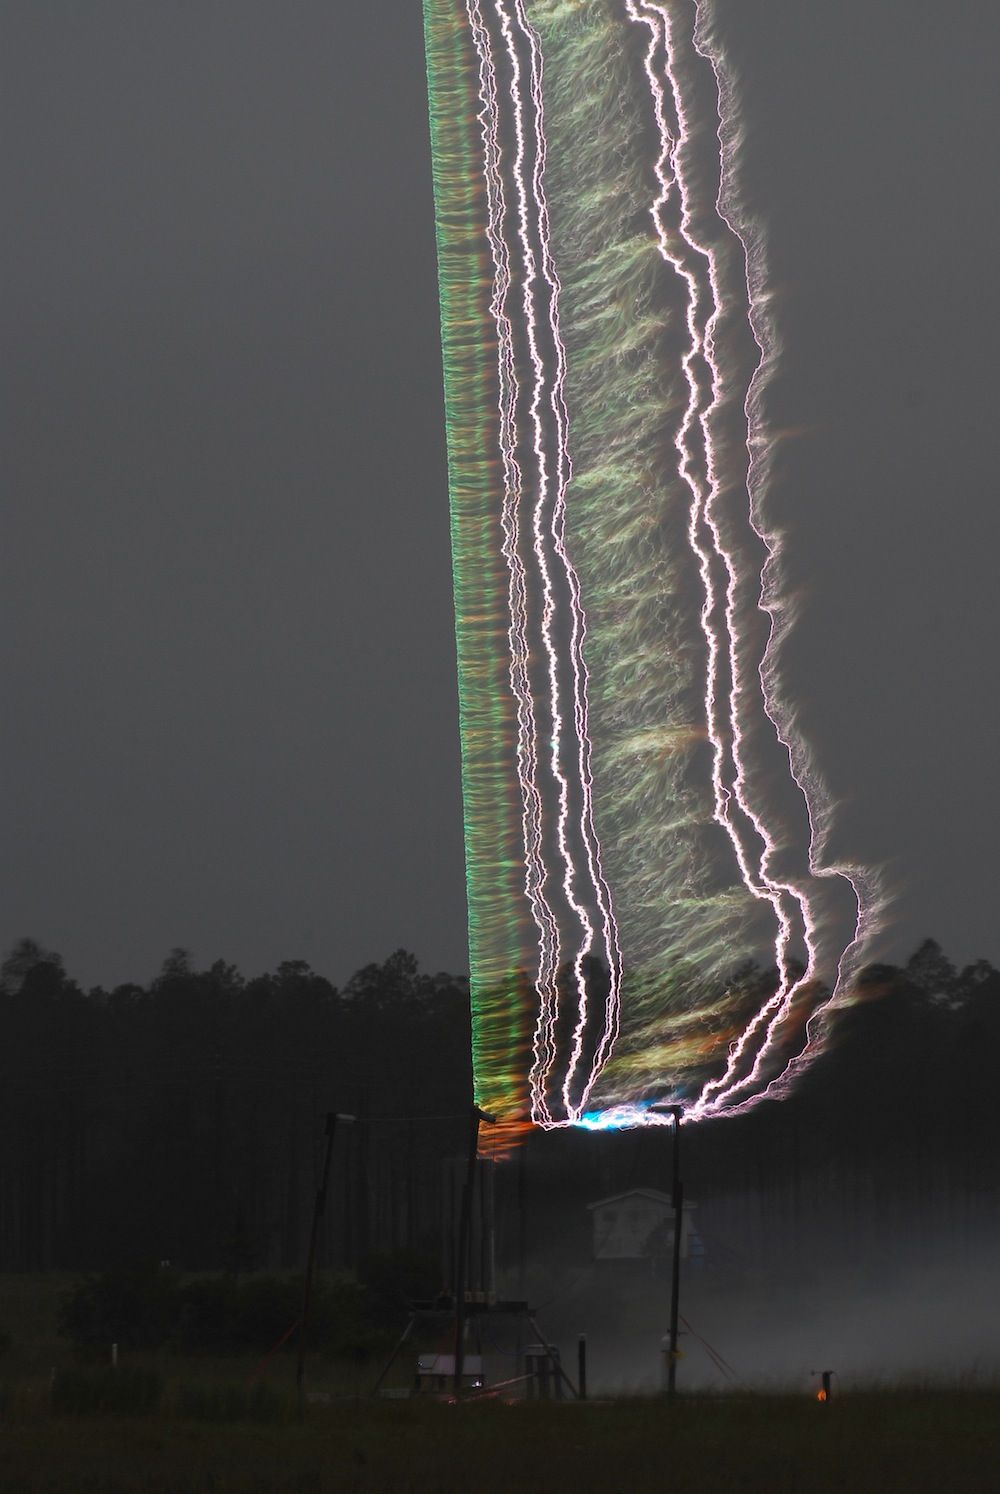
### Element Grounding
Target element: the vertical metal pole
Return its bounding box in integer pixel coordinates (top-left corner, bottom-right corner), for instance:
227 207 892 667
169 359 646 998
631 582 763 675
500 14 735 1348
353 1091 369 1267
479 1154 489 1300
515 1146 526 1381
667 1106 683 1397
485 1157 496 1303
528 1316 581 1400
453 1106 481 1395
517 1136 527 1297
297 1112 354 1414
297 1112 337 1413
577 1334 587 1400
454 1106 495 1394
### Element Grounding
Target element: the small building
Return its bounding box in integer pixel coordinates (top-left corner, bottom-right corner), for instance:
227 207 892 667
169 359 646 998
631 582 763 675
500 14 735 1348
587 1188 699 1263
415 1353 484 1393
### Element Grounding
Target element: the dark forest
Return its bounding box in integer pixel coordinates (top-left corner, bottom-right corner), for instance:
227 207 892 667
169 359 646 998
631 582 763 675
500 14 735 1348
2 936 997 1286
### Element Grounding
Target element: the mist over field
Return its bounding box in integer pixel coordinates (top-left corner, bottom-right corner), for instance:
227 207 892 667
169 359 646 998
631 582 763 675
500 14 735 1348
529 1234 1000 1395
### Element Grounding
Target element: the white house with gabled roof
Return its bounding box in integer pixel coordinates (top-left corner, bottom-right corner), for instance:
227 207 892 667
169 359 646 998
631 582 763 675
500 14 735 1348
587 1188 700 1262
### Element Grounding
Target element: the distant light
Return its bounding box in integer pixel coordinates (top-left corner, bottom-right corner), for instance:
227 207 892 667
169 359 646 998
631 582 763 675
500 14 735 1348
813 1370 834 1403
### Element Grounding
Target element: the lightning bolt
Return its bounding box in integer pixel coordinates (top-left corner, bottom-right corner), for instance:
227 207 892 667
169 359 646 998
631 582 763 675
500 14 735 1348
465 1 623 1125
425 0 881 1134
623 0 880 1119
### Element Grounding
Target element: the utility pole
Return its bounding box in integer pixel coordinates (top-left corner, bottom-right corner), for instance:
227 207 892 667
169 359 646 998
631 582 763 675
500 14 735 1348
297 1111 354 1414
667 1105 683 1397
453 1104 495 1394
517 1138 528 1297
648 1103 686 1397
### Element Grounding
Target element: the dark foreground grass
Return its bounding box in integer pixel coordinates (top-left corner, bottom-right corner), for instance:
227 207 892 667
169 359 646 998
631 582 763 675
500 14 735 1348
1 1392 999 1494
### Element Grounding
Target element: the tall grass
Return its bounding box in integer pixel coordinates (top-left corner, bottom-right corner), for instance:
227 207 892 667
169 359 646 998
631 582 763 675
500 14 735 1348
172 1379 293 1423
51 1364 162 1416
0 1392 998 1493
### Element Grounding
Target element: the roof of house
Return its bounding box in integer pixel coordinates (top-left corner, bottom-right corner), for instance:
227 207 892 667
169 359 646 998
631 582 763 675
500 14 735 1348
587 1189 697 1211
586 1188 672 1210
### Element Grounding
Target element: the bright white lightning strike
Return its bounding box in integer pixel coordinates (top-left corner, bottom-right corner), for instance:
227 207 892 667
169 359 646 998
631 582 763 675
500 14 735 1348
465 0 624 1126
424 0 881 1131
623 0 877 1118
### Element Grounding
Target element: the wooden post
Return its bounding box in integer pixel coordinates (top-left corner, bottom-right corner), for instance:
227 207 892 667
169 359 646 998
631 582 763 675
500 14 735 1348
297 1112 353 1414
453 1106 495 1394
667 1107 683 1397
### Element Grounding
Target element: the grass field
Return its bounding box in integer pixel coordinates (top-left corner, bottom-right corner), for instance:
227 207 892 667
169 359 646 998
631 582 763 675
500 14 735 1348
2 1276 998 1491
1 1391 1000 1493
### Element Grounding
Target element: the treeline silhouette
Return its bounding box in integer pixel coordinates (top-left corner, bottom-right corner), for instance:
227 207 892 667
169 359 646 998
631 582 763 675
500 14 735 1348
1 936 998 1276
0 941 471 1274
687 938 1000 1269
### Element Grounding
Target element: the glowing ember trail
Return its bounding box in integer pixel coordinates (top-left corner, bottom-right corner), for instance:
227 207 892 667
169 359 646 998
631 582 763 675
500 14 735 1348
423 0 880 1134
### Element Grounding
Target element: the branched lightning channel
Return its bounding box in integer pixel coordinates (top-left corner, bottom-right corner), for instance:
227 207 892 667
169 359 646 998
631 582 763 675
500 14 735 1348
514 0 624 1121
689 5 881 1114
623 0 811 1112
623 0 876 1120
486 0 623 1125
464 0 561 1126
492 0 574 1120
424 0 879 1135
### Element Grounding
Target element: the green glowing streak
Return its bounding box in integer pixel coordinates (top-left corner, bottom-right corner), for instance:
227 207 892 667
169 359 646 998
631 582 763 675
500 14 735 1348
423 0 770 1120
423 0 530 1121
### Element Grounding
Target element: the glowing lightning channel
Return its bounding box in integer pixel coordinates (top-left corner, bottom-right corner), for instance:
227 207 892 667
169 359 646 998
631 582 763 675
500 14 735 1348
424 0 880 1134
622 0 811 1110
464 0 560 1127
481 1 623 1125
514 0 624 1121
689 5 880 1113
623 0 876 1118
493 0 577 1122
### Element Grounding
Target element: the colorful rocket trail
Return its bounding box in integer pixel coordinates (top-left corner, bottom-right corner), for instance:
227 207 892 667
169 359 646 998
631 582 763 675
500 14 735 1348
423 0 880 1131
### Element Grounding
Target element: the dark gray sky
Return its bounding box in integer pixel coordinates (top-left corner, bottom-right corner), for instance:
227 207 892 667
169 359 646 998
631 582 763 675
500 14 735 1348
3 1 998 991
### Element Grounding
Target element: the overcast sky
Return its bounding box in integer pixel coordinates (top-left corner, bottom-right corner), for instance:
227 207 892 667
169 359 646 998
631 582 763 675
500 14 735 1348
3 1 998 991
